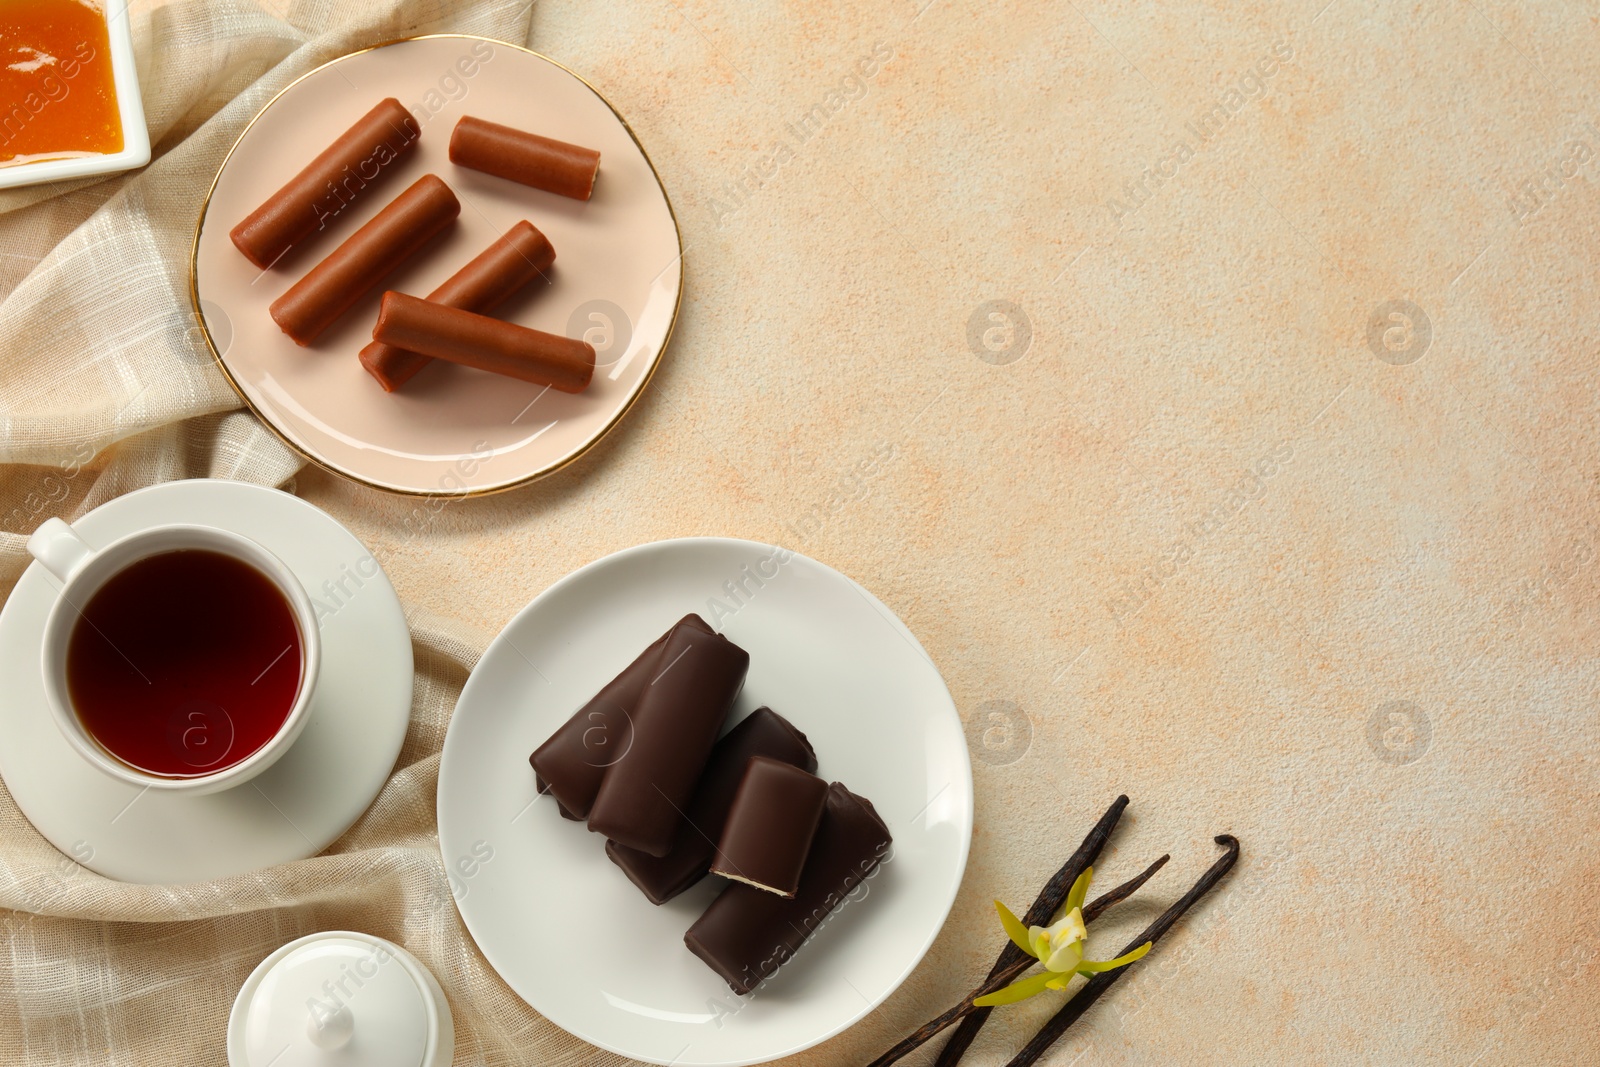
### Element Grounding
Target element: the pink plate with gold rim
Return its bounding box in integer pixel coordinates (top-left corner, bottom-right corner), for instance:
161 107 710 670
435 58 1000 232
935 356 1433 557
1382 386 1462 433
191 35 682 496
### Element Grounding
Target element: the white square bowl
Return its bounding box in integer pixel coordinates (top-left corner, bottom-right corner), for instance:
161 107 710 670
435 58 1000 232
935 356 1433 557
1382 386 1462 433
0 0 150 190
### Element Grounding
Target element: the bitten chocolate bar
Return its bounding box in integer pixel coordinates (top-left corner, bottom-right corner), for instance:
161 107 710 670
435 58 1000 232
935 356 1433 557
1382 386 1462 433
529 614 712 820
709 757 827 898
606 707 816 904
685 782 892 995
587 625 750 856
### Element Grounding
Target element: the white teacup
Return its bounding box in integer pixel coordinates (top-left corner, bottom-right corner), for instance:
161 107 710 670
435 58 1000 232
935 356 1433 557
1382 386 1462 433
27 518 321 795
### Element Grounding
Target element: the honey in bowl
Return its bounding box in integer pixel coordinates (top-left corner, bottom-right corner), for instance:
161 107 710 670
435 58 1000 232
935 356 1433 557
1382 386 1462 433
0 0 121 166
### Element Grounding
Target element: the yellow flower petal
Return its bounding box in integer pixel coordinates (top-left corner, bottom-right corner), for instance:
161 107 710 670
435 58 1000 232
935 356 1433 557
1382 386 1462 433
1076 941 1153 974
995 901 1034 958
972 969 1060 1007
1051 908 1086 948
1064 866 1093 916
1043 939 1083 973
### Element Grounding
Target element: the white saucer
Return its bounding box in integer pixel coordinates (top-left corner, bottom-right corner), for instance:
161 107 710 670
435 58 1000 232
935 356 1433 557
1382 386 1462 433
436 538 972 1066
0 480 412 884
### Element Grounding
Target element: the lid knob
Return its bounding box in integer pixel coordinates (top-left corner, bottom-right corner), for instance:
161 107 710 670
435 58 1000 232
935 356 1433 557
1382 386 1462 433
305 1000 354 1050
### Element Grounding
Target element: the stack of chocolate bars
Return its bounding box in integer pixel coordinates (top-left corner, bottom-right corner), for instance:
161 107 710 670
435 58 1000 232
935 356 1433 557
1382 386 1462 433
529 613 893 995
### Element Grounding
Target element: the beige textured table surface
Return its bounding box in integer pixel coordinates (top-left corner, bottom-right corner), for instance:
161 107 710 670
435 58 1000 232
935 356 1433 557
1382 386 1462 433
2 0 1598 1064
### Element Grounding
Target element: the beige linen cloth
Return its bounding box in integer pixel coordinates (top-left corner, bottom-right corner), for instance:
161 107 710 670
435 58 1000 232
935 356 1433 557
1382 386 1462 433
0 1 627 1063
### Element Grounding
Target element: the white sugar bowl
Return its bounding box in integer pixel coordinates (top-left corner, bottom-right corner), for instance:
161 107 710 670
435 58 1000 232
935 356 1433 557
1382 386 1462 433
228 931 453 1067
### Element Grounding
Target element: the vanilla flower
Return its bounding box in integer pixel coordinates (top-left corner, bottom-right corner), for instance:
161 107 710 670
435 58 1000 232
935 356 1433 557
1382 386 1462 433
972 867 1152 1007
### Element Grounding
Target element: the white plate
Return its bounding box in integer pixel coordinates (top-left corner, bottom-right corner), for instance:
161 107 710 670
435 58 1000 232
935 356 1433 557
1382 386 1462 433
436 538 972 1066
0 480 412 884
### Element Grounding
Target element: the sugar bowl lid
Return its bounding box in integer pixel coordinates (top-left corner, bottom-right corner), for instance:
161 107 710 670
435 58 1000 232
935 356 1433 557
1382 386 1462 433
227 931 453 1067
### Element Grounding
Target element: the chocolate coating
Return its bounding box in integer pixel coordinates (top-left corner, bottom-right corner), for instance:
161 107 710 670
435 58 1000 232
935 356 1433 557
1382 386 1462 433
269 174 459 346
534 771 581 821
709 757 828 897
606 708 816 905
360 220 555 391
372 291 594 393
230 98 420 270
530 614 712 820
449 115 600 200
685 782 893 995
587 626 750 856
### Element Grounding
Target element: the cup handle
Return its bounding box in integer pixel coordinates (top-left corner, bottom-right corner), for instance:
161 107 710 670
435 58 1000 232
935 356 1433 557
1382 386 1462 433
27 518 96 584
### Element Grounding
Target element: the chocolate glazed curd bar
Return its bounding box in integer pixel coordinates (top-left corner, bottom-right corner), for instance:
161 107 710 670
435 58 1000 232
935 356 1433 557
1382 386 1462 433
709 756 828 898
360 219 555 391
606 707 816 904
530 614 712 820
534 773 580 821
230 97 421 270
269 174 459 345
586 624 750 856
449 115 601 200
371 292 595 393
685 782 892 995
